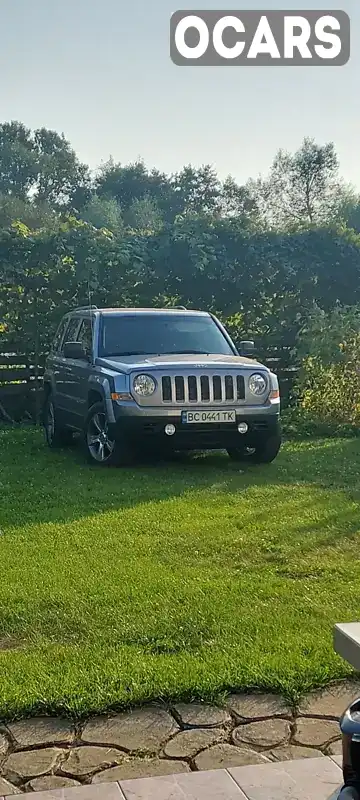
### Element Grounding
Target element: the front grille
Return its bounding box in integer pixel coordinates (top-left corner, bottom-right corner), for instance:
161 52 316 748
161 374 245 404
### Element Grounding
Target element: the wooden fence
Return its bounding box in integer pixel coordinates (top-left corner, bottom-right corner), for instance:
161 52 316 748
0 345 299 422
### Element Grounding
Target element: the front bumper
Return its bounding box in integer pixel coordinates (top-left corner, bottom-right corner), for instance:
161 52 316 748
109 408 280 451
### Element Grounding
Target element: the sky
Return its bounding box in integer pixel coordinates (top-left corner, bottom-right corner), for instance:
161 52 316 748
0 0 358 187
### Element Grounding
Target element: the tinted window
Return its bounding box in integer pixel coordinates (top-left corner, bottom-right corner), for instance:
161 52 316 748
99 314 234 357
51 317 68 354
62 317 81 353
77 319 93 357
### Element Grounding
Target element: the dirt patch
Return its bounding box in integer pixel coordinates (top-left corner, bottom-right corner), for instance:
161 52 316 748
0 638 24 652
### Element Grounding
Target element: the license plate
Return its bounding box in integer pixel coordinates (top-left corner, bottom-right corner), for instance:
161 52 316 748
182 410 236 424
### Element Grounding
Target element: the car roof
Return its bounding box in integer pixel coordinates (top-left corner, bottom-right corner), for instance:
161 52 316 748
99 308 209 315
71 308 210 316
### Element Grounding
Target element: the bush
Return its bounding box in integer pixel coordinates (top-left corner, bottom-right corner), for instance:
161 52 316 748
281 406 360 440
290 305 360 435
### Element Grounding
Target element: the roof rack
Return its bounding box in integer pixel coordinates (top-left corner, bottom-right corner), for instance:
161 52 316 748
72 305 98 311
172 305 187 310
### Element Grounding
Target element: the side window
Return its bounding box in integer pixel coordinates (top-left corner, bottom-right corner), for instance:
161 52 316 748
77 319 93 358
61 317 81 354
51 317 68 354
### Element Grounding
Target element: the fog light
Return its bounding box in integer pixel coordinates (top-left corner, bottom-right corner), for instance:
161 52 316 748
238 422 248 434
165 424 176 436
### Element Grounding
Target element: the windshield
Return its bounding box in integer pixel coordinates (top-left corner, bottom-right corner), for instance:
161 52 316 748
98 314 234 357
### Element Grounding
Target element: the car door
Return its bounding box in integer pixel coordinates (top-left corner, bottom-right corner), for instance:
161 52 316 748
55 315 82 423
68 317 95 426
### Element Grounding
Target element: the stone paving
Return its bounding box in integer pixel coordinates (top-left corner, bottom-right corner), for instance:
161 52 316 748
0 681 358 794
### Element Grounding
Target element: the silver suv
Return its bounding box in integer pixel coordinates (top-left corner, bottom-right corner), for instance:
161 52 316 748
43 306 281 466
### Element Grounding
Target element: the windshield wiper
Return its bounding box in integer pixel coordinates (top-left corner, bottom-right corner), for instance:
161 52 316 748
169 350 210 355
103 350 211 357
104 351 148 357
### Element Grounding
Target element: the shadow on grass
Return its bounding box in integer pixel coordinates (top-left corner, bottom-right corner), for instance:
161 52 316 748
1 427 360 531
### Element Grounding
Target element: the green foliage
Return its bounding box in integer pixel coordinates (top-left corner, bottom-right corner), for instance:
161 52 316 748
296 303 360 364
81 194 124 235
248 137 357 231
0 121 90 208
292 305 360 432
125 194 164 234
0 194 59 231
281 406 360 440
1 214 360 379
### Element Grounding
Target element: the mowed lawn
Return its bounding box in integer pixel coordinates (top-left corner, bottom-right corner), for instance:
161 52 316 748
1 427 360 719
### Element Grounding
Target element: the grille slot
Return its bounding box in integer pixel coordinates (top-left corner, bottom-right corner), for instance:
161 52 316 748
162 376 172 402
236 375 245 400
225 375 234 400
213 376 222 401
175 376 185 402
188 376 197 401
200 376 210 401
161 374 246 404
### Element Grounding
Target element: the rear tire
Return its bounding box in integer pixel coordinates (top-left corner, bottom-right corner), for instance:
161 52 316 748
43 394 74 448
227 432 281 465
84 402 133 466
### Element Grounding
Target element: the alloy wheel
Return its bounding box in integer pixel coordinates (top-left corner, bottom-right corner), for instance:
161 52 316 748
87 412 115 463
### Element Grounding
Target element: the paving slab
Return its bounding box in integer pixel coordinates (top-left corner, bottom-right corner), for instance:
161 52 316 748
232 719 290 748
62 746 124 777
268 745 324 761
11 783 125 800
91 759 190 782
330 754 343 769
26 776 81 791
226 693 292 721
299 682 360 719
0 736 8 759
82 709 177 754
328 740 343 756
3 747 63 781
229 756 342 800
194 743 269 771
173 704 231 728
120 768 247 799
294 719 340 748
164 728 223 759
0 777 20 795
7 718 74 748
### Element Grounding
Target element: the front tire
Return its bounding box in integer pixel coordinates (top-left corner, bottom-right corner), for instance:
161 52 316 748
227 432 281 465
84 402 133 466
43 395 74 448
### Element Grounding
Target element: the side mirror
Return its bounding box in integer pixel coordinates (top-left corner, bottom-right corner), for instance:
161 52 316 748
63 341 87 360
238 340 255 356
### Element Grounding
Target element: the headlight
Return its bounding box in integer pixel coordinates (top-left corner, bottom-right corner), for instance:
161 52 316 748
249 372 267 396
133 374 156 397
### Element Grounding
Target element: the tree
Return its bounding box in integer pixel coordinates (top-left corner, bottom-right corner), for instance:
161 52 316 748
0 195 59 231
0 121 90 208
33 127 90 207
172 164 221 216
125 194 163 233
248 137 353 229
96 159 172 216
81 194 124 234
342 198 360 233
0 122 37 199
220 175 256 222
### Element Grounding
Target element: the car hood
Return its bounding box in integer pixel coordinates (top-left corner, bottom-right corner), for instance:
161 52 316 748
96 353 265 373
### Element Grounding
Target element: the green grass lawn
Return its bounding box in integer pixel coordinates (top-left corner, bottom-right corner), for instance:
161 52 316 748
1 427 360 719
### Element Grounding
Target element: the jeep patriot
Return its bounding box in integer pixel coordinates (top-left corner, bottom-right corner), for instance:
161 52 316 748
43 306 281 466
